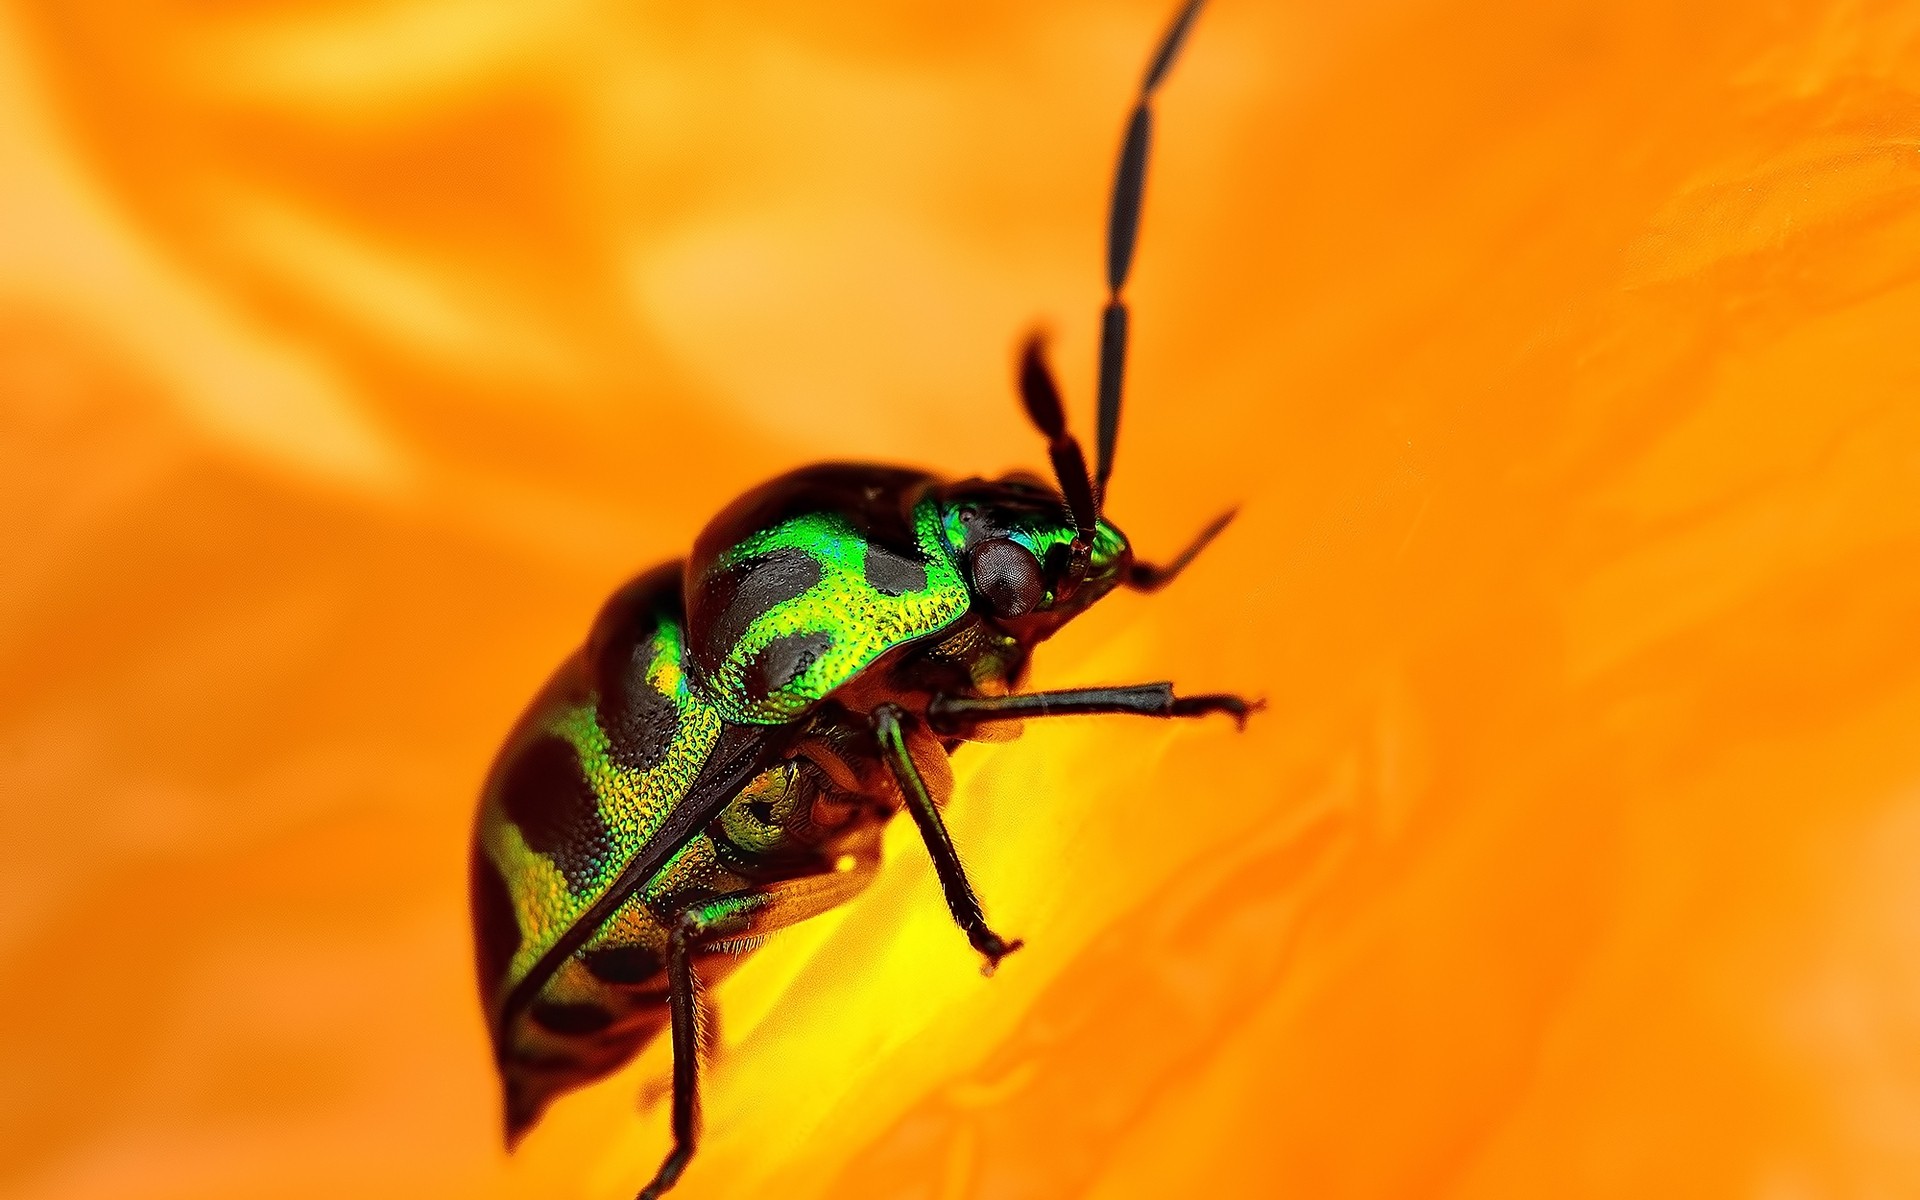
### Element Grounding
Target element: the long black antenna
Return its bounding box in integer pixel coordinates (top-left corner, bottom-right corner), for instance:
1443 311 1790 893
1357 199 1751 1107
1019 336 1099 553
1096 0 1206 498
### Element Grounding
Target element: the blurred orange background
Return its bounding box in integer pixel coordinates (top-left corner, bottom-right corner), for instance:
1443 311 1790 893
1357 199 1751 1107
5 1 1920 1197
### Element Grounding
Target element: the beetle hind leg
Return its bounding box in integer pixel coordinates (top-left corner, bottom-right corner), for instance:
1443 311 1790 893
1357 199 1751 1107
634 866 882 1195
635 912 704 1200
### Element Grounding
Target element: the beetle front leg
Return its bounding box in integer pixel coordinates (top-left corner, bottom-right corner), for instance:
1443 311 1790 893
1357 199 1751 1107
1125 508 1237 592
925 682 1260 734
871 703 1023 973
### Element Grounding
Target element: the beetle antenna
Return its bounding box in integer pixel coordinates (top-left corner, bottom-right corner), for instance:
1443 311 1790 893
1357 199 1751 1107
1096 0 1207 500
1018 334 1099 563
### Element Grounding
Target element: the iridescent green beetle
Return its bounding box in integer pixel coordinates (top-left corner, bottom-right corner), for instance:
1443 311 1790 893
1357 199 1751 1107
470 4 1252 1195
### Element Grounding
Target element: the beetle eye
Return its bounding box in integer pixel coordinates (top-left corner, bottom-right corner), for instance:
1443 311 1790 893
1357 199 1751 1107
969 538 1045 617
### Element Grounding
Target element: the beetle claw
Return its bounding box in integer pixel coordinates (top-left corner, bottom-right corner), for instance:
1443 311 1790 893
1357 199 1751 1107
1233 698 1268 732
1170 692 1264 730
975 932 1025 976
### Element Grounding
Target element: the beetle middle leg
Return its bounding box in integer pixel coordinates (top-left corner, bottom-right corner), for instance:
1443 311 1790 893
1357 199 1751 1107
925 682 1260 734
871 703 1024 972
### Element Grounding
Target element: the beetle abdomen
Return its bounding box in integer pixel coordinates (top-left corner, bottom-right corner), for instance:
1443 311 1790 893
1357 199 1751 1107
482 752 885 1143
471 569 719 1037
473 563 894 1142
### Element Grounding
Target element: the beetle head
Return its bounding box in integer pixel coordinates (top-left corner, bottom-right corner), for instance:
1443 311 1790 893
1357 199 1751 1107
952 332 1229 640
935 473 1131 640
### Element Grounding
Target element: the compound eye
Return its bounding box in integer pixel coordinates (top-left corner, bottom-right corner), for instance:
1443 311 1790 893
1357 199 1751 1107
969 538 1045 618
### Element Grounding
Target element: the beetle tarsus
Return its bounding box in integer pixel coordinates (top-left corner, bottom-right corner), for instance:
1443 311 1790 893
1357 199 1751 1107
1169 692 1264 730
974 931 1025 976
636 1147 690 1200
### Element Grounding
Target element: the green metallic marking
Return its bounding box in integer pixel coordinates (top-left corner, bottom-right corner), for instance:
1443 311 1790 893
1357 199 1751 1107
1088 519 1129 577
939 507 1131 604
707 497 969 723
684 890 774 938
639 834 721 907
482 614 726 1007
715 764 799 857
485 825 570 998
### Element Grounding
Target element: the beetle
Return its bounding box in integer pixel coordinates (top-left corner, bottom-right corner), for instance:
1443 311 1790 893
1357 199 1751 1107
469 2 1252 1196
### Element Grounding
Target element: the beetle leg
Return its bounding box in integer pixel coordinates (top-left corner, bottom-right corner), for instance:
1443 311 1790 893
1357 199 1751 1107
705 863 883 948
635 868 883 1193
871 703 1024 973
636 1002 720 1117
1125 507 1236 592
927 682 1260 734
635 906 709 1200
631 891 769 1199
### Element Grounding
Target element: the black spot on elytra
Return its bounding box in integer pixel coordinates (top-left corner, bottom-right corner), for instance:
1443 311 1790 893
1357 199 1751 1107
586 566 686 772
585 563 681 667
470 844 522 1007
742 630 833 701
581 944 663 986
690 465 930 576
597 649 679 773
864 543 928 596
530 1000 616 1036
701 548 823 666
498 735 609 894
